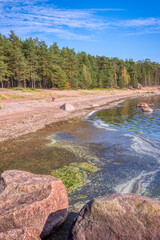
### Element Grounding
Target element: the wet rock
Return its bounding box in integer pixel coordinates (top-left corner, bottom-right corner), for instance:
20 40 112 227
60 103 75 112
141 106 153 113
0 170 68 239
68 193 160 240
137 102 148 108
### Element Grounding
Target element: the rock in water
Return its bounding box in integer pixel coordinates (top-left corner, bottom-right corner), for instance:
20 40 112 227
137 102 148 108
60 103 75 112
68 193 160 240
0 170 68 239
141 106 153 113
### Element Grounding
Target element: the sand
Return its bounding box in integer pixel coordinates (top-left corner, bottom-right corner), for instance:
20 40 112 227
0 87 159 142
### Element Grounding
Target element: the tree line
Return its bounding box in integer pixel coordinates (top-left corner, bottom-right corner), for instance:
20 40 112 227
0 31 160 89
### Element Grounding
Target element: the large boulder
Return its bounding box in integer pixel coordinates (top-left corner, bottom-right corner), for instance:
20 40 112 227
68 193 160 240
60 103 75 112
0 170 68 239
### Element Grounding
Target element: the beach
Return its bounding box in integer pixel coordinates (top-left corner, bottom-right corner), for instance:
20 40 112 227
0 87 159 142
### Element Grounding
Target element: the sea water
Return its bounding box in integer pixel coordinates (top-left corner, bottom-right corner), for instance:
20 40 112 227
50 95 160 204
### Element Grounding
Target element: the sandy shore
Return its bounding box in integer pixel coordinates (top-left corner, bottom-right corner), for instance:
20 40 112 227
0 87 159 142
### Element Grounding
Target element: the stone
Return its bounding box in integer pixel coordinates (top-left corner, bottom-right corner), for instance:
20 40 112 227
141 106 153 113
68 193 160 240
0 228 40 240
60 103 75 112
0 170 68 239
137 102 148 108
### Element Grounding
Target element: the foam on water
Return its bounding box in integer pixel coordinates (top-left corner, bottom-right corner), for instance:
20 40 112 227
85 110 97 119
115 169 159 195
93 119 117 131
125 134 160 163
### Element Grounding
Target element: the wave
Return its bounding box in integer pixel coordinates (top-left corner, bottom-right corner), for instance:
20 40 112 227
92 119 117 131
85 110 97 119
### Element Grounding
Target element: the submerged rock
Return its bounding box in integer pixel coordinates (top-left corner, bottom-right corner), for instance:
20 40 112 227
0 170 68 239
141 106 153 113
137 102 148 108
68 193 160 240
60 103 75 112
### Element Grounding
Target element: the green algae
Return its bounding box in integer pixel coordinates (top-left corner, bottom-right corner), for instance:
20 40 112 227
51 164 87 194
70 162 100 172
51 162 99 193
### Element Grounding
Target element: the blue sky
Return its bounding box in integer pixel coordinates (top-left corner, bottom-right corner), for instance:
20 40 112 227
0 0 160 62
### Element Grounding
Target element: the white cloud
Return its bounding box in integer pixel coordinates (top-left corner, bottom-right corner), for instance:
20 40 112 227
0 0 160 40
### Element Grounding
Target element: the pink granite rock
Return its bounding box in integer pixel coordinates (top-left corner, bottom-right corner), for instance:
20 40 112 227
0 170 68 239
68 193 160 240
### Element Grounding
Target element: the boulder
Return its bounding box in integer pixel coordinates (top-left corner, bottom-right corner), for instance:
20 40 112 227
60 103 75 112
141 106 153 113
137 102 148 108
68 193 160 240
0 170 68 239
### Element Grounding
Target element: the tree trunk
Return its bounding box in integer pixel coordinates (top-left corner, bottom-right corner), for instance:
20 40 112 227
24 76 26 88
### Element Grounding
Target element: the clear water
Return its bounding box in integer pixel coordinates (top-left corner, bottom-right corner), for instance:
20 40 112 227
49 95 160 204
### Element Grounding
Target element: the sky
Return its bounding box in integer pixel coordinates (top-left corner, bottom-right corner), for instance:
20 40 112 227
0 0 160 62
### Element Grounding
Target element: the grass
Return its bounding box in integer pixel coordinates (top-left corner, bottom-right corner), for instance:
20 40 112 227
92 88 114 91
4 93 26 99
0 106 1 109
80 92 95 95
0 94 6 100
145 91 155 94
51 162 99 193
12 87 38 92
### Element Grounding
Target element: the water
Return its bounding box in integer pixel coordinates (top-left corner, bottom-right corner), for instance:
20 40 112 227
0 95 160 204
0 95 160 239
49 95 160 204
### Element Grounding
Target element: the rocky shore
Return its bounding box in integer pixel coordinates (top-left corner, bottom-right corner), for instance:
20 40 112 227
0 170 68 239
0 170 160 240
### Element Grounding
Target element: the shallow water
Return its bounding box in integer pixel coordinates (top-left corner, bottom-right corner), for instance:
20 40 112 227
48 95 160 204
0 95 160 239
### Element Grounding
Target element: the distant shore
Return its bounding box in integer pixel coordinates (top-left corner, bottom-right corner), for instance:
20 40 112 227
0 87 159 142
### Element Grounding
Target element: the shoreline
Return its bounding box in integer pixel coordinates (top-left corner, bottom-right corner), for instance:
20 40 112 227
0 87 159 142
